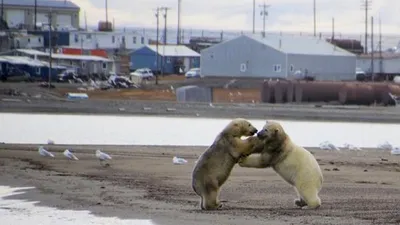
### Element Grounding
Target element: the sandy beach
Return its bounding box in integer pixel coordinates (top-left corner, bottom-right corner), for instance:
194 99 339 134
1 144 399 225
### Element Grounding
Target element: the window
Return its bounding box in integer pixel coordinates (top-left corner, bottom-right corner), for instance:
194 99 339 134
36 67 41 74
82 62 86 68
141 37 144 44
102 62 107 69
74 34 79 43
290 64 294 72
112 36 115 43
28 38 30 43
166 57 171 63
240 63 247 72
122 36 125 43
38 38 41 43
273 64 282 73
133 36 137 44
86 34 92 39
70 60 73 65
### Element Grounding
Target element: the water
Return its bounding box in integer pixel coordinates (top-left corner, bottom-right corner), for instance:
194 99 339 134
0 186 156 225
1 113 400 148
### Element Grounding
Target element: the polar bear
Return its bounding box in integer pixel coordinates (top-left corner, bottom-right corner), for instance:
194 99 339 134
192 118 261 210
239 121 323 209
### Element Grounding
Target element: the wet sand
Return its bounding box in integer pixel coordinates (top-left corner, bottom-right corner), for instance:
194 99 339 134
1 144 400 225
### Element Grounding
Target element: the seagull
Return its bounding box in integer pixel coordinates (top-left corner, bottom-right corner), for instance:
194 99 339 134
38 146 55 158
173 156 188 165
63 149 79 161
95 149 112 167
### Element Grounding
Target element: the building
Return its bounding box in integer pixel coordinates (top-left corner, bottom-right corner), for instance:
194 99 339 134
129 45 200 74
3 0 80 29
68 31 150 50
13 49 114 76
13 33 44 49
357 53 400 75
200 34 357 81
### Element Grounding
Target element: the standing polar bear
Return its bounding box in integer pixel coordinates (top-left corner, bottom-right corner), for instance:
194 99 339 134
239 121 323 209
192 118 261 210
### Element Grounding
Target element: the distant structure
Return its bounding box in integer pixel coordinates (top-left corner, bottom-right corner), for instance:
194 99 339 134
1 0 80 30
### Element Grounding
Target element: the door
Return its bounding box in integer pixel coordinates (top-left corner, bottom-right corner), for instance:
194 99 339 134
6 9 25 28
183 57 190 72
56 14 72 27
37 13 49 24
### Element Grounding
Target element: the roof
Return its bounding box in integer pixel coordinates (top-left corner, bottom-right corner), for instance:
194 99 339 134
146 45 200 57
3 0 79 9
244 34 355 57
0 56 66 68
16 49 112 62
357 52 400 60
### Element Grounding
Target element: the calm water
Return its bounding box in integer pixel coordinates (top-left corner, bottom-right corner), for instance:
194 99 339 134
0 186 157 225
0 113 399 147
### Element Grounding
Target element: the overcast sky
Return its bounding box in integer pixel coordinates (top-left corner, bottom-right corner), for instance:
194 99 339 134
71 0 400 35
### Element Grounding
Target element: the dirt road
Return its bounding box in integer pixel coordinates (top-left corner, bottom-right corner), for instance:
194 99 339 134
0 144 400 225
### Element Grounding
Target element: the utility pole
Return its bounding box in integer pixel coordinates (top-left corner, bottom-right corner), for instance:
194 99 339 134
155 7 160 85
259 2 270 38
370 16 374 80
361 0 372 53
160 7 171 77
47 9 53 88
331 18 334 41
378 16 383 75
313 0 316 37
105 0 108 25
177 0 181 44
34 0 37 30
252 0 255 34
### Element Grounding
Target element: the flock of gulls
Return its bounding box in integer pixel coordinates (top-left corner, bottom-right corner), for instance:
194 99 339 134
318 141 400 155
38 146 113 167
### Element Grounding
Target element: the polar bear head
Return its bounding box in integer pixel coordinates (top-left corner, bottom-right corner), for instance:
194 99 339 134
222 118 258 138
256 120 288 144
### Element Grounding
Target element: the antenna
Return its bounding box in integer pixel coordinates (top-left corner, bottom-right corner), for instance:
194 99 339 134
361 0 372 53
259 2 270 38
252 0 255 34
313 0 316 37
378 16 383 75
84 11 88 31
177 0 181 44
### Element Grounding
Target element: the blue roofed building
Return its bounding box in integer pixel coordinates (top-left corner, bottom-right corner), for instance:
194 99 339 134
3 0 80 29
129 45 200 74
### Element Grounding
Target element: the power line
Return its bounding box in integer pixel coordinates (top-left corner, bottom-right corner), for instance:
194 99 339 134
259 2 270 38
361 0 372 53
313 0 316 37
160 6 171 77
154 7 160 85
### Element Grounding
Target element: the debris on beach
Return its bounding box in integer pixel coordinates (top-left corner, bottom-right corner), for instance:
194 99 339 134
95 150 112 167
390 147 400 155
38 146 55 158
319 141 340 151
377 141 393 150
63 149 79 161
342 143 362 151
173 156 188 165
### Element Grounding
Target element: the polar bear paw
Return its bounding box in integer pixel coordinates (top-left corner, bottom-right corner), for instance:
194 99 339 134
294 198 307 208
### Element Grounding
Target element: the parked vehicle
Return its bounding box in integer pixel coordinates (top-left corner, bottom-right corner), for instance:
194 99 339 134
130 68 154 80
356 67 368 81
185 68 201 78
108 74 134 88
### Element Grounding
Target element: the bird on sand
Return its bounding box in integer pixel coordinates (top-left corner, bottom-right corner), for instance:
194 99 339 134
63 149 79 161
95 149 112 167
38 146 55 158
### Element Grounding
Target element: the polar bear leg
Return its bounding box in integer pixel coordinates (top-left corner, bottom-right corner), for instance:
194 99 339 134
293 187 307 207
238 153 270 168
297 185 321 209
202 188 222 210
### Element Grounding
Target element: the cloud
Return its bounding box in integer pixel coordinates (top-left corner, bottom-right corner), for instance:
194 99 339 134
71 0 400 35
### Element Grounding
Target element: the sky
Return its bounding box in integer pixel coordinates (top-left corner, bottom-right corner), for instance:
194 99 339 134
70 0 400 35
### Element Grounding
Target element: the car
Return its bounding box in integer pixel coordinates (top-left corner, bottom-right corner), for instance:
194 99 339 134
130 68 154 80
185 68 201 78
355 67 368 81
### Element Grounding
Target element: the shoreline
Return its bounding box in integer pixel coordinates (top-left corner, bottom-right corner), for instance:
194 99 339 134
1 98 400 123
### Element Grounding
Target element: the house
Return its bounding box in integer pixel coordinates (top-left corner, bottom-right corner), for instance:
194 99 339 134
129 45 201 74
0 55 66 80
357 53 400 75
200 34 357 81
68 31 151 50
13 49 114 77
13 33 44 49
2 0 80 29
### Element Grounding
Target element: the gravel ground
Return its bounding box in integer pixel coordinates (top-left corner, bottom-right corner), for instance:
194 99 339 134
1 144 400 225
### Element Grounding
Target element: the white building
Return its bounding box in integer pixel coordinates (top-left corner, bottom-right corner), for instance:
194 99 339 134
3 0 80 29
357 53 400 75
68 31 151 50
14 34 44 49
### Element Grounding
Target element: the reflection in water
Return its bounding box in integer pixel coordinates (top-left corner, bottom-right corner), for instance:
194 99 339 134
0 186 156 225
0 113 399 147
